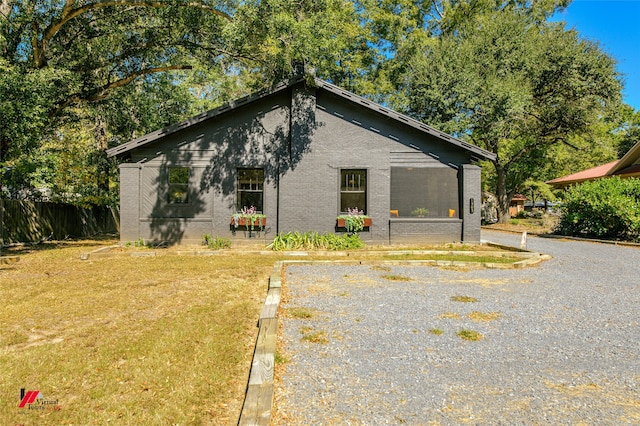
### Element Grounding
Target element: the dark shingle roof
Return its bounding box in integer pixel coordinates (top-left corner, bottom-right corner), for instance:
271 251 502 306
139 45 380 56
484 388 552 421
107 77 496 162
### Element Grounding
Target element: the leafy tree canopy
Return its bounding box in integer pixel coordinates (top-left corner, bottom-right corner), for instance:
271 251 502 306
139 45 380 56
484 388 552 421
0 0 369 203
383 2 622 222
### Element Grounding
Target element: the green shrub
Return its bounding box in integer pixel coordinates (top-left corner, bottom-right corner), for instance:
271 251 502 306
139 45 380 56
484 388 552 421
268 232 364 251
202 234 231 250
555 177 640 242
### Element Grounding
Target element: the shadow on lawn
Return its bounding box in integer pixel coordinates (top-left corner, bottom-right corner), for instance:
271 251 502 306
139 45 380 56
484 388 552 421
1 233 119 256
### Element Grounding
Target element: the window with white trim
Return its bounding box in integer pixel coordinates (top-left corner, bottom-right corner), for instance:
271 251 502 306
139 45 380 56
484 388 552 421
237 168 264 212
340 169 367 214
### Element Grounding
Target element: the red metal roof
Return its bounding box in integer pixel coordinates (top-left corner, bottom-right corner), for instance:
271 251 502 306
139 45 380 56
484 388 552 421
547 161 619 187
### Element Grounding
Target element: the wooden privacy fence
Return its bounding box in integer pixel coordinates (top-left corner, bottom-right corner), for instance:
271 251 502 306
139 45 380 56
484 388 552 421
0 200 119 244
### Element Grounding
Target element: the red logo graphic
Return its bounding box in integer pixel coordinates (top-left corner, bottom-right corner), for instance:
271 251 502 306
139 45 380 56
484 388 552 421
19 389 42 408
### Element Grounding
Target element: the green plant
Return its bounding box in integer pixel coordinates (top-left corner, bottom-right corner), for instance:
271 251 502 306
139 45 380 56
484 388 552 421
126 238 146 248
410 207 429 217
429 328 444 335
274 352 289 365
456 329 483 341
300 328 329 344
268 232 364 251
337 207 369 233
286 307 315 319
232 206 266 231
555 177 640 242
202 234 231 250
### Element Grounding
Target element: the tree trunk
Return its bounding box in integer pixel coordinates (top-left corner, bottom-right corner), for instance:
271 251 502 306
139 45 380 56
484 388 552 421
495 163 510 224
94 115 111 198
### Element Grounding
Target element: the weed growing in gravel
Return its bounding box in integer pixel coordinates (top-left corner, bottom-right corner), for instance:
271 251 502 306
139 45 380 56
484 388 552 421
429 328 444 335
456 329 483 341
438 312 461 320
371 266 391 272
300 327 329 344
286 307 315 319
467 311 503 322
381 274 412 282
274 352 289 364
451 295 479 303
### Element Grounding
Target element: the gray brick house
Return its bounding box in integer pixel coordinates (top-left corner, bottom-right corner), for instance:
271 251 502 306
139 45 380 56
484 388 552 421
107 77 495 245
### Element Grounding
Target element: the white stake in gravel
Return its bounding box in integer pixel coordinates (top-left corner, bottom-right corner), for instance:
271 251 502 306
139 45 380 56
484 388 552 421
520 231 527 250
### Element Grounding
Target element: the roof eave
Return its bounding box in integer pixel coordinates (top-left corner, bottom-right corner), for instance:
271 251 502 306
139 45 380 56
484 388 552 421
313 79 496 162
107 76 496 162
106 77 304 158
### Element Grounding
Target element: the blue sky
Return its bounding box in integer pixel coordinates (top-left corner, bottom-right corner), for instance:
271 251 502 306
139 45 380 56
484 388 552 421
553 0 640 111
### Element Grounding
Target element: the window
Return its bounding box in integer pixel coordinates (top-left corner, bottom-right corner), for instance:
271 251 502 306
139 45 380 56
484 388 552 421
237 168 264 212
340 169 367 214
390 167 458 218
168 167 189 204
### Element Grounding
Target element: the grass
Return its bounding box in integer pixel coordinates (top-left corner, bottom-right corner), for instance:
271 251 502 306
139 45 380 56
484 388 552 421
0 240 276 424
451 295 480 303
429 328 444 335
300 327 329 344
383 253 522 264
380 274 412 282
456 329 483 341
484 215 558 234
285 307 315 319
467 311 503 322
1 238 524 424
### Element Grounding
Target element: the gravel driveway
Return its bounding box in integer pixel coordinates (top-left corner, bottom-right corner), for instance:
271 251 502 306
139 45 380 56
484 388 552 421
274 231 640 425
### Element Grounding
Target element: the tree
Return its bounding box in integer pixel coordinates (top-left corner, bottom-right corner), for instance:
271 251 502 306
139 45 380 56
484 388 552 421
519 179 556 210
0 0 370 203
0 0 235 162
617 106 640 158
390 5 622 222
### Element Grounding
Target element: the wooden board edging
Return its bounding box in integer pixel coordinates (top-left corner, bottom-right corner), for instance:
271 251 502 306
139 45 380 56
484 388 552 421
0 256 20 265
239 318 277 425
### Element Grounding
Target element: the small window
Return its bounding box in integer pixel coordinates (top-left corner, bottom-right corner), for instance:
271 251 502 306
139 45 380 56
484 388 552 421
168 167 189 204
237 168 264 212
340 169 367 214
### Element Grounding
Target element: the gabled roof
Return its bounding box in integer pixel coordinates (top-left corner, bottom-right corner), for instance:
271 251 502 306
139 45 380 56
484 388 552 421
609 139 640 175
547 161 618 187
547 140 640 188
107 77 496 161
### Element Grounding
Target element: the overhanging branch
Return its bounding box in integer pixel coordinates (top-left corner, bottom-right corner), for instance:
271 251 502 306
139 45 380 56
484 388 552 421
50 64 193 116
37 0 233 68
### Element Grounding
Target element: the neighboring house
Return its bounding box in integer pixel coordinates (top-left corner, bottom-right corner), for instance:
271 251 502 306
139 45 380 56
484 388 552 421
107 76 495 245
509 194 527 217
547 140 640 189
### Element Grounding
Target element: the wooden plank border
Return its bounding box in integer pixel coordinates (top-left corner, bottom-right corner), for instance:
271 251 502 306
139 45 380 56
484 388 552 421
0 256 20 265
239 262 284 425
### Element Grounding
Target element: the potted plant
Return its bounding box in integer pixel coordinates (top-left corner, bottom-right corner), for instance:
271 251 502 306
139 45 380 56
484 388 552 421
410 207 429 218
231 206 266 231
337 207 372 233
